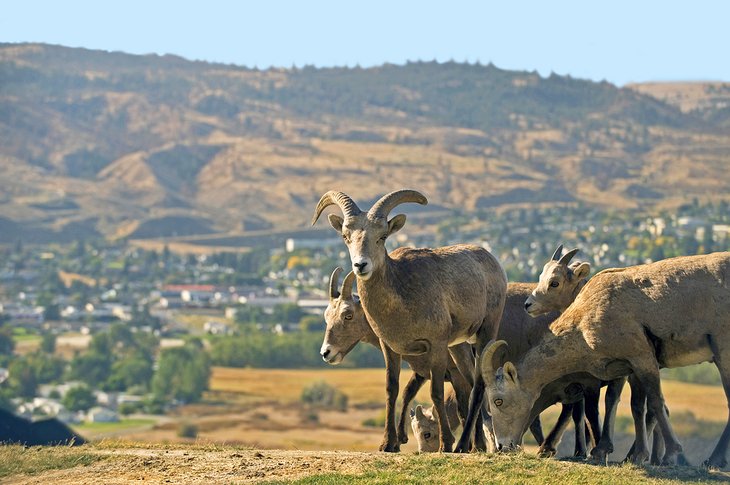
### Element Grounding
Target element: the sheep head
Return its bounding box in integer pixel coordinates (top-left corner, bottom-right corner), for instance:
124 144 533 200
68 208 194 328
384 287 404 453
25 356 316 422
311 190 428 280
410 405 440 452
320 268 370 364
480 340 537 452
524 244 590 316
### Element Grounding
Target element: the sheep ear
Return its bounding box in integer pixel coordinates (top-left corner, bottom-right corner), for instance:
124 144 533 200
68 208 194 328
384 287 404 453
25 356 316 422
387 214 407 236
415 404 425 419
410 407 416 418
328 214 344 233
503 362 520 385
572 262 590 280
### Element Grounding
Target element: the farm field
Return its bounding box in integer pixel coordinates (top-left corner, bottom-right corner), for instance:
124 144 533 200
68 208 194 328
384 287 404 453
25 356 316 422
97 367 730 466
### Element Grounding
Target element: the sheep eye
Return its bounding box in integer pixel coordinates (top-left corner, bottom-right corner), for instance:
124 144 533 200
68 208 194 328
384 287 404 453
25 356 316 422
549 281 559 288
494 398 503 407
344 313 353 320
423 432 432 440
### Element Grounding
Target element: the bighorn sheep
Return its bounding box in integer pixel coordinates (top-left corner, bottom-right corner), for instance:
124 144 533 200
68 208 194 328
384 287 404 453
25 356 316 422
412 275 603 457
481 252 730 467
320 267 474 446
312 189 507 452
524 245 627 461
411 389 462 452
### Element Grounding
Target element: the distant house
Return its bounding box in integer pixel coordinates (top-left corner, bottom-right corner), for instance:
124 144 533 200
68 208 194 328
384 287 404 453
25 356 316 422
86 407 119 423
203 320 231 335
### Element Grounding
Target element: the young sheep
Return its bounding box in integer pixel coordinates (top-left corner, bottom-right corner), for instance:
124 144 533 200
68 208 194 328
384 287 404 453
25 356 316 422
320 267 474 447
312 189 507 453
482 252 730 466
410 389 461 452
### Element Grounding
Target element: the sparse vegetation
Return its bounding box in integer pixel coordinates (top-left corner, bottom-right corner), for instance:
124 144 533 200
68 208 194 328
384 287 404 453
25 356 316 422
301 381 349 412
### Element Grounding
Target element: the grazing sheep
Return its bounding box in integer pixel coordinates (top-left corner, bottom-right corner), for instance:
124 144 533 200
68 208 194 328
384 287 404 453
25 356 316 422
320 267 473 446
524 245 627 461
312 189 507 453
481 252 730 467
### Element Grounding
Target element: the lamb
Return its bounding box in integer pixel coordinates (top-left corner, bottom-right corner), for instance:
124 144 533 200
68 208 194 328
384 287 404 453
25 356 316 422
312 189 507 453
410 389 461 452
320 267 474 446
481 252 730 467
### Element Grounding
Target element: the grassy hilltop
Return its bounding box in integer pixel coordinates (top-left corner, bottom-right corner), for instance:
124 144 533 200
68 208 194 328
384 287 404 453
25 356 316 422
2 442 729 484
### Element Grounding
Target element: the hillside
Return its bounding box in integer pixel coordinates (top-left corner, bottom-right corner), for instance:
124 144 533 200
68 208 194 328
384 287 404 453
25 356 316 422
2 43 730 243
2 444 729 484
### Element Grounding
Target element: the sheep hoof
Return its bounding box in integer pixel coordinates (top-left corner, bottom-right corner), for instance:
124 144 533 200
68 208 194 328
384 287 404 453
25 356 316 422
703 457 727 469
626 449 649 465
589 446 611 465
537 446 557 458
379 441 400 453
453 442 470 453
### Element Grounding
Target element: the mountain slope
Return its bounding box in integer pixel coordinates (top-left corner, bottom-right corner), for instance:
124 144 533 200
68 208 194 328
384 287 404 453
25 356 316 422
1 43 729 242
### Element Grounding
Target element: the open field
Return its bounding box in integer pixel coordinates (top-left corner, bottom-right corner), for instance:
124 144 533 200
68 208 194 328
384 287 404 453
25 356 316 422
1 442 729 484
82 367 730 466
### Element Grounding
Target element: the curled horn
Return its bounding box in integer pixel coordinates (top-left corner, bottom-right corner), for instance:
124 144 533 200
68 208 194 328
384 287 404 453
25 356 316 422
340 271 357 300
551 244 564 261
367 189 428 220
329 267 343 299
479 340 508 387
311 191 362 225
559 248 580 266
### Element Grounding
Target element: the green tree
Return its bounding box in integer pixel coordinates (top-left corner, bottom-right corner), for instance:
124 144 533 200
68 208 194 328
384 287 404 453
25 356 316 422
152 345 210 403
41 333 56 354
105 353 154 392
67 352 112 386
0 324 14 357
62 385 96 412
7 357 38 398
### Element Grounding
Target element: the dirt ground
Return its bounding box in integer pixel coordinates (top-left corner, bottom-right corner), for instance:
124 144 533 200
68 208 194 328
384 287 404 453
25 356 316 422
4 447 383 484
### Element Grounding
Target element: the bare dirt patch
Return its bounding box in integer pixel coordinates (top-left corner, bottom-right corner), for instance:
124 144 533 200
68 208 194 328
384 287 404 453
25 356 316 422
4 447 382 485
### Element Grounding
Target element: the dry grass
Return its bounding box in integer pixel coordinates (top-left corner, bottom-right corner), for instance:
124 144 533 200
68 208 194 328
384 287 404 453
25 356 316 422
209 367 435 405
1 444 728 484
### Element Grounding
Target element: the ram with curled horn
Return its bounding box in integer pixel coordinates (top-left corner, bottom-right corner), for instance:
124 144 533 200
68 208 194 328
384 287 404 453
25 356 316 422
312 189 508 453
320 267 474 448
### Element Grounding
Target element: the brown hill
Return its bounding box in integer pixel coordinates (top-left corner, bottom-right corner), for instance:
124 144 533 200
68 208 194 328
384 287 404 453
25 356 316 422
1 43 729 243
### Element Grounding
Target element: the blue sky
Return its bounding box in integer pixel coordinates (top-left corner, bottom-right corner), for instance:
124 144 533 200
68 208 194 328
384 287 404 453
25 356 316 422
3 1 729 86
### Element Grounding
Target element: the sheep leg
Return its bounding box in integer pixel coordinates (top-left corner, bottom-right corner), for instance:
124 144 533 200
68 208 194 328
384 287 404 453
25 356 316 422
538 403 573 457
454 325 496 453
572 399 588 458
449 343 476 387
591 377 626 463
379 342 401 452
397 372 427 444
704 335 730 468
624 373 649 464
454 370 487 453
528 415 545 447
449 366 472 427
583 386 601 449
632 363 684 465
430 356 454 452
648 412 665 466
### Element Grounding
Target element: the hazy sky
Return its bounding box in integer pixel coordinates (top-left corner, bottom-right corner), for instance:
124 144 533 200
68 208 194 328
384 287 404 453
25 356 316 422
3 1 729 86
